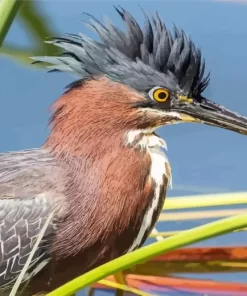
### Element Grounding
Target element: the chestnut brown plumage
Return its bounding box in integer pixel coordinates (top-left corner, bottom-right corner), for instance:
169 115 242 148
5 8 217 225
1 7 247 295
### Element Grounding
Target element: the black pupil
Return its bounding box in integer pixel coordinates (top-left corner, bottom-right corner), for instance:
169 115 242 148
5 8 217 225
158 92 167 100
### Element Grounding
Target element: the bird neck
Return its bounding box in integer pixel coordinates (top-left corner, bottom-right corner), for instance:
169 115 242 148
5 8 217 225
43 78 143 160
42 79 172 259
42 79 174 259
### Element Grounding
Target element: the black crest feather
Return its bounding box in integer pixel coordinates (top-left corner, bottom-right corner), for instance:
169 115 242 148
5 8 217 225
32 7 210 96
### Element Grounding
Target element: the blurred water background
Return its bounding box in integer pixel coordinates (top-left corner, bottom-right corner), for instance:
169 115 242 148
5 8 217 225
1 1 247 295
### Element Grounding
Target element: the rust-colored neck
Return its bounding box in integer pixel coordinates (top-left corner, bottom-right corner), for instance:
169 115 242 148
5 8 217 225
43 77 155 261
44 77 144 160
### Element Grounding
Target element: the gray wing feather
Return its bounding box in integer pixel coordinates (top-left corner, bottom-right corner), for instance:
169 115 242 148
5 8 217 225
0 149 67 288
0 148 64 198
0 198 54 288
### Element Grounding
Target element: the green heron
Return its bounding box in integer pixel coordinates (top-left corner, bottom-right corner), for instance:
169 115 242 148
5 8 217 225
1 7 247 295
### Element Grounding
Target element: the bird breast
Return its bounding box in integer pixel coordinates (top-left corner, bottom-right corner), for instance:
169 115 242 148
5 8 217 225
125 131 172 252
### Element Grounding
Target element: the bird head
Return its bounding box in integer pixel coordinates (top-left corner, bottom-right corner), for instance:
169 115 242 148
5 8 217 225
33 7 247 154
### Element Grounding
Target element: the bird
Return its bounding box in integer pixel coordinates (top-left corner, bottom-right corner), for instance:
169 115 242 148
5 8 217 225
1 6 247 295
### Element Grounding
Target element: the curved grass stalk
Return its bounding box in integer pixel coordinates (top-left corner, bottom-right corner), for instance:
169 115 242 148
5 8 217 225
164 191 247 210
150 227 247 238
47 213 247 296
98 279 155 296
113 272 126 296
159 208 246 221
0 44 47 68
0 0 23 47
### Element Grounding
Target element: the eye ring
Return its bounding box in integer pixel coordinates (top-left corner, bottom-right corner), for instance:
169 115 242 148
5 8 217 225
149 87 170 103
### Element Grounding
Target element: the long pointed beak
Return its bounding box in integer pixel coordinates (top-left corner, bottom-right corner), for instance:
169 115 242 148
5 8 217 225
172 97 247 135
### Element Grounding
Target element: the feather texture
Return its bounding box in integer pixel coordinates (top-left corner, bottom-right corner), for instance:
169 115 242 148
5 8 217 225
0 149 66 288
31 7 209 97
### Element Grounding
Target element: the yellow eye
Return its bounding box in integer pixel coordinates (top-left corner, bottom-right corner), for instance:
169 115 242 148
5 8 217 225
151 87 170 103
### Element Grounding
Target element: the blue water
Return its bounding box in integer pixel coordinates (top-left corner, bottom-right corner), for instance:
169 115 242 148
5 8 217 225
1 1 247 295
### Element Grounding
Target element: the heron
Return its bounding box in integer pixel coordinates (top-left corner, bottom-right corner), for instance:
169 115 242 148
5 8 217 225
1 7 247 295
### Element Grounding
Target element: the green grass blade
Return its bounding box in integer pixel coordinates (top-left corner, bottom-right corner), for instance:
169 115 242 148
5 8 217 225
18 1 59 55
0 43 51 68
98 279 155 296
164 191 247 210
0 0 22 47
114 272 126 296
46 213 247 296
